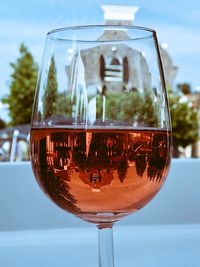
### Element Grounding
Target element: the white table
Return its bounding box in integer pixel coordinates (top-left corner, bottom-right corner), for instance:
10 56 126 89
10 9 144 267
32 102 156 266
0 159 200 231
0 224 200 267
1 160 200 266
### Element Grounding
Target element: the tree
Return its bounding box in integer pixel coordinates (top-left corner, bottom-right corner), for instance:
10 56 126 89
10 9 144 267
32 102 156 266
55 89 159 126
177 83 191 95
43 56 58 119
168 90 199 149
3 44 38 126
0 118 6 129
103 90 158 126
55 92 72 117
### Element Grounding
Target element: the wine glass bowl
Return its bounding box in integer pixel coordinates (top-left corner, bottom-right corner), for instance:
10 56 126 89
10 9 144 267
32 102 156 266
31 127 170 226
30 25 171 266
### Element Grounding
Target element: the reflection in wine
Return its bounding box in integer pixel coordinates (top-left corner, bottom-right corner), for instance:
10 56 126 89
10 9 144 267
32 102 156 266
31 127 170 224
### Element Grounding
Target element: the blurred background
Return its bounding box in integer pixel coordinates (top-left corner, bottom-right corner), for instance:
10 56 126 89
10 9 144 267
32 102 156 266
0 0 200 161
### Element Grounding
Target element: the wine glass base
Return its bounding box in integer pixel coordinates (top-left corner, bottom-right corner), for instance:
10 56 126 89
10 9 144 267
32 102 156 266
75 211 133 227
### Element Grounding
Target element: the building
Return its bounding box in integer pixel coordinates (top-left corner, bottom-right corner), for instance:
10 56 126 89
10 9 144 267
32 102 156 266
101 5 178 88
66 5 178 124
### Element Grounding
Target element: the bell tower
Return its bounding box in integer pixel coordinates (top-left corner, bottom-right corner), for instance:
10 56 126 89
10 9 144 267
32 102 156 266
101 5 139 26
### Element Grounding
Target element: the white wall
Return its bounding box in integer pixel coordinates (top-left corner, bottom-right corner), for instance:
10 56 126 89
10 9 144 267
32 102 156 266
0 159 199 231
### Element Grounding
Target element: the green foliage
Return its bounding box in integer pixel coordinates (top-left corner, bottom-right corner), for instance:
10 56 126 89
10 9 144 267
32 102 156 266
55 92 72 117
177 83 191 95
0 118 6 129
3 44 38 126
96 90 158 126
54 89 158 126
43 56 58 119
168 91 199 148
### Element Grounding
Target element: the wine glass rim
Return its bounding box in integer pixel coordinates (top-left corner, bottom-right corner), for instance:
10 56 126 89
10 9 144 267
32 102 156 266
47 24 156 43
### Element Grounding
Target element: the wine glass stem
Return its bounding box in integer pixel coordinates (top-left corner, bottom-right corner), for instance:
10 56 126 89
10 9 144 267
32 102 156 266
98 225 115 267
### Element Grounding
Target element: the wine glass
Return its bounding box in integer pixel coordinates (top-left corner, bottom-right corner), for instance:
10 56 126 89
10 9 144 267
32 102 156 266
30 25 172 267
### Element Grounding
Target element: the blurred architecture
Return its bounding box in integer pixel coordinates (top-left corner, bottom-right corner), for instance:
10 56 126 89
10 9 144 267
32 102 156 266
0 124 30 162
67 5 178 97
66 5 179 126
100 5 178 89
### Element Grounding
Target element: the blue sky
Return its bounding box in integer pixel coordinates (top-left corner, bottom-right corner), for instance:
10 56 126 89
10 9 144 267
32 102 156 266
1 0 200 101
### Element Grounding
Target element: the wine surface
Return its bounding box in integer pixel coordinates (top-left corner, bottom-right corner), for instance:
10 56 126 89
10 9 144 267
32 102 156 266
31 127 171 224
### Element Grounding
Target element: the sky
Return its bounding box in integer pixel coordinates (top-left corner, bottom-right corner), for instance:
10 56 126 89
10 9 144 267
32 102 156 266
0 0 200 114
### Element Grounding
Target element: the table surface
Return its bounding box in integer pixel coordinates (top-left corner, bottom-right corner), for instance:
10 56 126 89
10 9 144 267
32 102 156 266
0 224 200 267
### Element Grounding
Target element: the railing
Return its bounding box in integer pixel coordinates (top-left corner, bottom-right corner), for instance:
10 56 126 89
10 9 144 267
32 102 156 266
0 128 30 162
